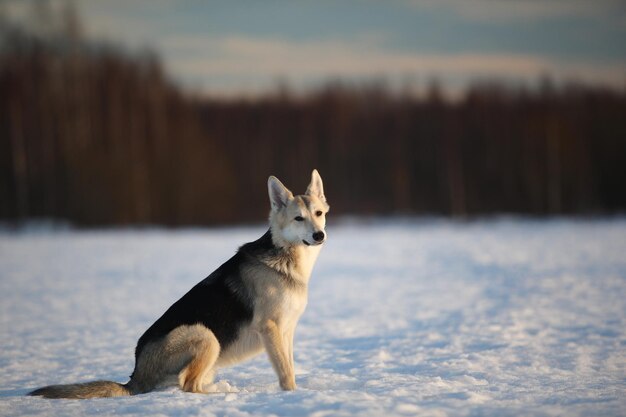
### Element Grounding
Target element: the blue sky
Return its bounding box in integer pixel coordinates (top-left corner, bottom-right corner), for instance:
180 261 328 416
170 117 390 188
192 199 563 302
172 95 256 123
5 0 626 96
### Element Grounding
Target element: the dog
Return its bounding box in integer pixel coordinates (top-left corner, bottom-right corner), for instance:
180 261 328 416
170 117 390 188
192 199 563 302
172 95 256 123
30 169 329 399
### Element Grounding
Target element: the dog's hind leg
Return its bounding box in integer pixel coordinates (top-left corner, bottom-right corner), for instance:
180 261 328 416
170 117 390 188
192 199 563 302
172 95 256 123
130 324 220 394
176 329 220 393
171 325 220 393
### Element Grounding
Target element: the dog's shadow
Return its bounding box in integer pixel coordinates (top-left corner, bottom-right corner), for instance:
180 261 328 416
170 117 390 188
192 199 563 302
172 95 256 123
0 388 33 398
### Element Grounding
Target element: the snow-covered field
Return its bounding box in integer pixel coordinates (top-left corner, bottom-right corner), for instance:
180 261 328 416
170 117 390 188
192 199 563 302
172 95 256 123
1 218 625 417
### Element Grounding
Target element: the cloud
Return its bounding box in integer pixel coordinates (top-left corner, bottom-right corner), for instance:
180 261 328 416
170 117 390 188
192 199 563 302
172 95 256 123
405 0 625 21
162 35 626 95
4 1 622 96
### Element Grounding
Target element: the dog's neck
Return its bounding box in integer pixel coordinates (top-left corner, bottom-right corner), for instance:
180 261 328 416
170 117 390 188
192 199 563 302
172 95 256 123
291 244 322 283
265 228 322 285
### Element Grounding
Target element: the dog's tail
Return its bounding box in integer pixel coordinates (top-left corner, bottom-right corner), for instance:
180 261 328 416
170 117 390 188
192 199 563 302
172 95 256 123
29 380 131 399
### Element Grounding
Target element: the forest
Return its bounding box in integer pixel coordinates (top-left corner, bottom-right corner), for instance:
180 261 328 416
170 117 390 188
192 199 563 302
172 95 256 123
1 6 625 226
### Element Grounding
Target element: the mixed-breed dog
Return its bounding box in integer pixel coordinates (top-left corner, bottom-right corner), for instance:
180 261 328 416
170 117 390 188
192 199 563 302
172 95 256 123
31 170 329 399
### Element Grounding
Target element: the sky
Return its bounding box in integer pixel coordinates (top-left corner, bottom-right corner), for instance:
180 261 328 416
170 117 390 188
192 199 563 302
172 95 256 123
4 0 626 96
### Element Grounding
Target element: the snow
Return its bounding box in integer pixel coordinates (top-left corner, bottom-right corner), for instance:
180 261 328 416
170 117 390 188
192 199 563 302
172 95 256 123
1 218 625 416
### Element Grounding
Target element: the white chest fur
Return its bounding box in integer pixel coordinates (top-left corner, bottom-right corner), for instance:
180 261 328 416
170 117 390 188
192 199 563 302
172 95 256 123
294 245 322 283
220 243 320 370
216 272 308 368
250 271 308 326
276 285 308 328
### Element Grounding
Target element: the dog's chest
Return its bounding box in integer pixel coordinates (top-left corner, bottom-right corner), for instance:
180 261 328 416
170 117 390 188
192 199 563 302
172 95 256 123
258 283 308 324
278 287 308 320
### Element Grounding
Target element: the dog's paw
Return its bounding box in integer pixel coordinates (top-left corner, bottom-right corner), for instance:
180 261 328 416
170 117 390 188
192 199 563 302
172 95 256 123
280 379 297 391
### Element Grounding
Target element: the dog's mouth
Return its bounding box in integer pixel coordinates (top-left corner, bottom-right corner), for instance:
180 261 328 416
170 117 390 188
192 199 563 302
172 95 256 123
302 240 323 246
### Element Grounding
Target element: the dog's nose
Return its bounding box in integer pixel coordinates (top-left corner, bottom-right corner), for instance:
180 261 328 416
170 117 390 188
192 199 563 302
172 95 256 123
312 231 325 242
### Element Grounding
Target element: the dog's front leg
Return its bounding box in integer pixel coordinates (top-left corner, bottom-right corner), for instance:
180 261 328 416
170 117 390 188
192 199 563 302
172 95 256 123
284 326 295 375
261 320 296 390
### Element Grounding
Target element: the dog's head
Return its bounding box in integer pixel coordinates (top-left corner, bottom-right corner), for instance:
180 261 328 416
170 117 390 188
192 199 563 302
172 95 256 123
268 169 329 248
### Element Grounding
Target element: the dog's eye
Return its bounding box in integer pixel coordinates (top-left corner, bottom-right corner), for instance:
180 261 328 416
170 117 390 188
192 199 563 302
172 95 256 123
294 216 304 221
315 211 323 217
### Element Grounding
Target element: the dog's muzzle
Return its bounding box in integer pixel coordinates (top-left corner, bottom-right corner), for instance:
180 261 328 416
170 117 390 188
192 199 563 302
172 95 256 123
303 231 325 246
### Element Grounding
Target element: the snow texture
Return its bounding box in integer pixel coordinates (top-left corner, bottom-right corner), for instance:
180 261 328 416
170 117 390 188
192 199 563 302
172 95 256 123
1 218 625 416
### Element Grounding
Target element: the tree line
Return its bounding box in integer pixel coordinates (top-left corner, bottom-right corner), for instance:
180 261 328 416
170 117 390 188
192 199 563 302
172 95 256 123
1 8 625 226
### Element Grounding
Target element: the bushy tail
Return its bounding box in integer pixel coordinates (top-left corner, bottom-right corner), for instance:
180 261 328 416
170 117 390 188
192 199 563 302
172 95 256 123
29 380 131 399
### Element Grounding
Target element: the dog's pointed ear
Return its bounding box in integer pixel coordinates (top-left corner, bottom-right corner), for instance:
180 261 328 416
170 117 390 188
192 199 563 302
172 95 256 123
268 176 293 211
306 169 326 202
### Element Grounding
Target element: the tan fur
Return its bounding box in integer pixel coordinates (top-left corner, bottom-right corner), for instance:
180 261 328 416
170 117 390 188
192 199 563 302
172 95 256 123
30 170 328 398
235 261 309 390
29 381 130 399
253 169 328 390
133 171 330 393
127 324 220 394
262 320 296 390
